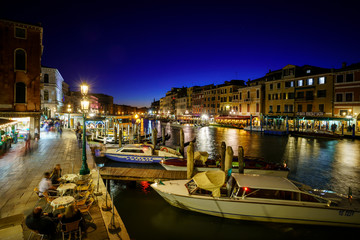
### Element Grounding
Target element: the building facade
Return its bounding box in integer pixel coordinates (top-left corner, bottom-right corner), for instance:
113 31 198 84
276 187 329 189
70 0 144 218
40 66 65 118
0 19 43 137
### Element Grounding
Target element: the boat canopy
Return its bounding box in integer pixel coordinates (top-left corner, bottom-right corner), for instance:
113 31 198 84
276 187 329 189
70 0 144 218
232 173 299 192
193 171 225 197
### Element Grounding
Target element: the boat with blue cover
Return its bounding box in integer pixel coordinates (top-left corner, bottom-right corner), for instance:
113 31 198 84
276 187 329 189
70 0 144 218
105 144 182 163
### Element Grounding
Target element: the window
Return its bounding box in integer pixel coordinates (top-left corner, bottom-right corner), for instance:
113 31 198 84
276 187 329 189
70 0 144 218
276 105 281 113
318 76 326 84
15 49 26 71
269 105 273 112
256 89 260 98
336 94 343 102
15 27 26 39
239 104 242 112
284 105 289 112
297 92 304 99
317 90 326 98
43 74 49 83
345 93 353 102
288 92 295 99
307 78 313 86
268 94 271 100
15 82 26 103
298 79 303 87
247 104 250 112
307 104 312 112
285 81 294 88
306 91 314 100
256 103 259 112
346 73 354 82
306 69 311 74
44 90 49 101
336 75 344 83
288 104 294 112
298 105 303 112
239 93 242 100
269 84 273 90
319 104 324 112
277 82 281 89
247 91 250 99
283 93 287 99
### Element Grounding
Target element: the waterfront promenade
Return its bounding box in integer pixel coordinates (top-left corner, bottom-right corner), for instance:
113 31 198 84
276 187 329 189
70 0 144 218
0 129 129 239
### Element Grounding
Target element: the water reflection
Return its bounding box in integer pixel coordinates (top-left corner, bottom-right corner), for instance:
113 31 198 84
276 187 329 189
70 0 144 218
111 121 360 239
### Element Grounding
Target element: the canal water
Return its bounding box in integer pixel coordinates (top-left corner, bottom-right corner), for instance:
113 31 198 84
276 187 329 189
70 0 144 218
106 120 360 239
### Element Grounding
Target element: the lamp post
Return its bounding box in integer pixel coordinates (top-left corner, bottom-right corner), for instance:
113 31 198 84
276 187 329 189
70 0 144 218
67 104 71 129
80 83 90 175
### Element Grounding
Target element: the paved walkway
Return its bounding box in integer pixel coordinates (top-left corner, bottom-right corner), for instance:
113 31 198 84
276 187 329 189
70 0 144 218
0 129 129 239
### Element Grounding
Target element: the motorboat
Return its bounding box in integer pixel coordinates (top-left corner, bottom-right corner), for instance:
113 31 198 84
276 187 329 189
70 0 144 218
151 171 360 227
243 126 264 132
160 155 289 178
105 144 183 163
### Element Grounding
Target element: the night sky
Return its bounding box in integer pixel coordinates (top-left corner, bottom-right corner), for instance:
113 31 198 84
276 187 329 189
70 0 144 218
2 0 360 107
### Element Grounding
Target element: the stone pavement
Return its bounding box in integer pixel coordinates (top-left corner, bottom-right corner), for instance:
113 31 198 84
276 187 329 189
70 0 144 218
0 129 129 239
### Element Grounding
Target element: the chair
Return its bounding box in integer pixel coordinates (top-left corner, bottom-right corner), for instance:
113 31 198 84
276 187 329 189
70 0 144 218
33 188 44 206
76 191 90 207
27 229 45 240
78 198 94 222
60 218 82 240
42 191 59 212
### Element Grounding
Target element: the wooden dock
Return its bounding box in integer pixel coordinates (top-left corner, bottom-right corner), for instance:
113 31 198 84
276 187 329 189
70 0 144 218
100 167 187 181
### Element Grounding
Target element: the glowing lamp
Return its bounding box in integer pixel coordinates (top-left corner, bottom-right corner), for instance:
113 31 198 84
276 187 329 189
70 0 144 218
80 83 89 95
81 99 90 112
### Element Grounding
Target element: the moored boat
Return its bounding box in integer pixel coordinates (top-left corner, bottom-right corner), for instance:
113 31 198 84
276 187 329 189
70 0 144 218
151 171 360 227
105 144 182 163
161 156 289 178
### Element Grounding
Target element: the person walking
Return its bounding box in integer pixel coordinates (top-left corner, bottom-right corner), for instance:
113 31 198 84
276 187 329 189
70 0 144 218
76 129 82 148
25 130 31 152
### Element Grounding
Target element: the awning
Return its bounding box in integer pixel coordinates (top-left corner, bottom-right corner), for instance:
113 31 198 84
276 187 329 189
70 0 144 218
215 116 251 120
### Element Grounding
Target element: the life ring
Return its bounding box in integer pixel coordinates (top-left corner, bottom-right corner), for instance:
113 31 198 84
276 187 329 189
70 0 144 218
160 147 169 152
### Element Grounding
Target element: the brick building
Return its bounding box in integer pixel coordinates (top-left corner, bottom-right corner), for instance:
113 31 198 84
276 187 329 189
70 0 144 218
0 19 43 137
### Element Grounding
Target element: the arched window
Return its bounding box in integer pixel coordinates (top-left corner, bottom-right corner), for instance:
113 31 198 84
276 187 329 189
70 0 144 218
15 49 26 71
15 82 26 103
44 74 49 83
44 90 49 101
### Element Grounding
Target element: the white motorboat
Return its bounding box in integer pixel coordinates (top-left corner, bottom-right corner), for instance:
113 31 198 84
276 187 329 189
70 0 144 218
105 144 183 163
151 171 360 227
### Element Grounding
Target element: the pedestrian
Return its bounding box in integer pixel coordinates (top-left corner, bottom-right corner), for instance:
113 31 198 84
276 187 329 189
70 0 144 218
25 130 31 152
76 129 82 148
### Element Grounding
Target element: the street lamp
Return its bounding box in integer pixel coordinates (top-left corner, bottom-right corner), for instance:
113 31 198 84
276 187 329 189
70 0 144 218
80 83 90 175
67 104 72 129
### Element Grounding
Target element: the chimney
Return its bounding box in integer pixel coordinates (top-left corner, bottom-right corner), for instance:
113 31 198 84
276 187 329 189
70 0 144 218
342 62 347 68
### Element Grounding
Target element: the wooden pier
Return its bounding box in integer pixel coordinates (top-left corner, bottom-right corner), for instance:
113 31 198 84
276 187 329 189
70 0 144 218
99 166 187 181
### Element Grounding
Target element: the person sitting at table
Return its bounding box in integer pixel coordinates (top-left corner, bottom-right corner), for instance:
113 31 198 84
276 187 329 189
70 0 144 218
60 204 87 236
25 206 58 239
50 164 62 185
39 172 57 196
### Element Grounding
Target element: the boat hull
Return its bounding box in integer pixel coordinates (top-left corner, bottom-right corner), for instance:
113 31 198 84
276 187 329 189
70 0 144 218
160 163 289 178
152 186 360 228
105 153 175 163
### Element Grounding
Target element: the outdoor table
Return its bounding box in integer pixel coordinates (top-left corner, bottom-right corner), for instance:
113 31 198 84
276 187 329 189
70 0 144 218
50 196 75 212
57 183 76 196
61 174 79 183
